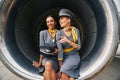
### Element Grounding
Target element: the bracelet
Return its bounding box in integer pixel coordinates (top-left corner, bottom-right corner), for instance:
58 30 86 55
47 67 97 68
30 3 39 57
77 44 81 49
40 55 44 58
69 41 73 45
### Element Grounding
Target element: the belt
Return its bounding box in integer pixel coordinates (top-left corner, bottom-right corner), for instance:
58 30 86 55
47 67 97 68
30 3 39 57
63 47 75 53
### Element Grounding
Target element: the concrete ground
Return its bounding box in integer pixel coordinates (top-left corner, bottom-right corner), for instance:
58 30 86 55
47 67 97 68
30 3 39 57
92 57 120 80
0 61 23 80
0 57 120 80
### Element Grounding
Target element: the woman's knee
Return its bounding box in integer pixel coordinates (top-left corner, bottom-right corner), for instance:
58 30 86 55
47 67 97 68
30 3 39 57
61 72 70 80
61 72 68 78
44 61 53 71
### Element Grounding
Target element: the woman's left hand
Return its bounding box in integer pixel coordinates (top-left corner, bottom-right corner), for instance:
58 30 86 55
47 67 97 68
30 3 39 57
59 36 69 43
33 61 41 68
53 48 58 55
56 70 61 80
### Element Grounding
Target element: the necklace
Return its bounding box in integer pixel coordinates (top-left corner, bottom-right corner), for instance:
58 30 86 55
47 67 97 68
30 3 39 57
48 29 58 42
63 27 72 31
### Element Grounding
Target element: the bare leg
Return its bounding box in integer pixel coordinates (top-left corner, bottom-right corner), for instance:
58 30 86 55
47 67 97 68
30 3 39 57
43 72 47 80
44 61 56 80
70 77 75 80
51 70 57 80
61 72 69 80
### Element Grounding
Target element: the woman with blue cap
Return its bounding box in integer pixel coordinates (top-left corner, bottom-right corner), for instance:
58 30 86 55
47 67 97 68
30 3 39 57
56 9 81 80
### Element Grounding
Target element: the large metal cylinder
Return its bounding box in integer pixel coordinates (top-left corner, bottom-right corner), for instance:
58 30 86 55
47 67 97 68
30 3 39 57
0 0 119 80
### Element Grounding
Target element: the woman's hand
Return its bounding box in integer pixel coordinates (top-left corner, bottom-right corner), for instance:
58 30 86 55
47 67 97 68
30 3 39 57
53 48 58 55
57 61 62 80
32 61 41 68
59 36 80 49
56 70 61 80
59 36 70 43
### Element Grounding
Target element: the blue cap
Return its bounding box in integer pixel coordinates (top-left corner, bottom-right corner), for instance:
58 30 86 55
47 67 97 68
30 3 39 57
59 9 75 19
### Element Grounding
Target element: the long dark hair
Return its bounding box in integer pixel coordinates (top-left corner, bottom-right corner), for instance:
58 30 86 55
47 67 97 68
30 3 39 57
46 15 57 22
45 15 60 29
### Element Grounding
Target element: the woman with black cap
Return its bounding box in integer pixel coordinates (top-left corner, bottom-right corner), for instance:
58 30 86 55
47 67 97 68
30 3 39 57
56 9 81 80
32 15 59 80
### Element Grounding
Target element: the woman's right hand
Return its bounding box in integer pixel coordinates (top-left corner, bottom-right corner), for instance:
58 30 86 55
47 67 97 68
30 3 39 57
56 70 61 80
32 61 41 68
57 61 62 80
53 48 58 55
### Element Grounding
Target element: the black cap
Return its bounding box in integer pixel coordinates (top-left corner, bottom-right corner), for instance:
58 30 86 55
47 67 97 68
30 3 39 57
59 9 75 19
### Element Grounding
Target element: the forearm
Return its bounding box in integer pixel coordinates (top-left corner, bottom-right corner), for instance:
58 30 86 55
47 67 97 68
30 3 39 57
58 60 62 69
67 39 80 49
38 55 43 66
